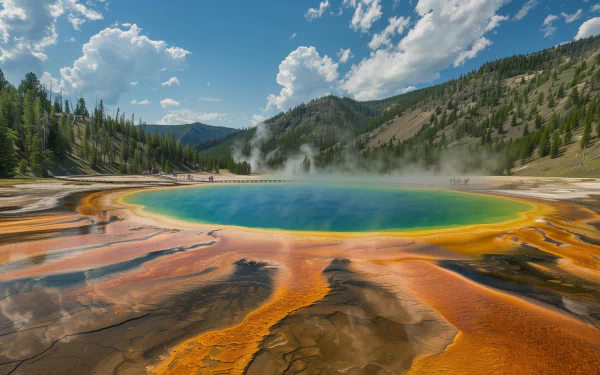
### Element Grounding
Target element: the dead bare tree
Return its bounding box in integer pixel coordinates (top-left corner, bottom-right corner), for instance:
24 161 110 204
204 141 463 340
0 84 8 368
40 109 49 152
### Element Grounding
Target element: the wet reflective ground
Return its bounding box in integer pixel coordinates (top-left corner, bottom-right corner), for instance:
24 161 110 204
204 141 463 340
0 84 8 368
0 188 599 374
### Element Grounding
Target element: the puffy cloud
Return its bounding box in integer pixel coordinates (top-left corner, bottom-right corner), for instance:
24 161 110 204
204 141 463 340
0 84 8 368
199 97 221 102
574 17 600 40
266 46 339 111
161 76 180 86
158 109 227 125
345 0 383 32
131 99 150 105
369 16 410 50
513 0 538 21
130 81 138 86
454 37 492 67
60 24 190 104
0 0 58 78
562 9 583 24
0 0 104 79
485 14 509 32
341 0 507 101
57 0 103 22
541 14 559 38
337 48 354 63
40 72 60 92
400 86 417 94
289 32 297 40
251 114 266 126
68 14 85 31
593 4 600 12
305 1 329 21
160 98 180 108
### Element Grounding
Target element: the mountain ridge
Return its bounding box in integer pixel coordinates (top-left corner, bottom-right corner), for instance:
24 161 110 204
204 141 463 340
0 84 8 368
142 122 240 147
199 35 600 177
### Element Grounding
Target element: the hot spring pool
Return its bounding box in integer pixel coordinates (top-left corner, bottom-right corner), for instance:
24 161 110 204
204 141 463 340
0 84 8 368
125 184 532 232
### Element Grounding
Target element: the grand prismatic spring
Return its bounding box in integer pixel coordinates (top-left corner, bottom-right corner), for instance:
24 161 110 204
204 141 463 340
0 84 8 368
1 181 600 375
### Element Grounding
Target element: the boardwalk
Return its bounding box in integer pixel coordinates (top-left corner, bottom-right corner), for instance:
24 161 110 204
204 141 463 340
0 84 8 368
54 174 294 185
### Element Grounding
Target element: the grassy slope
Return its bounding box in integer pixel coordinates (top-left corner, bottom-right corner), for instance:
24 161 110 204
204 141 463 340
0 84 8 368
356 50 600 177
46 117 199 176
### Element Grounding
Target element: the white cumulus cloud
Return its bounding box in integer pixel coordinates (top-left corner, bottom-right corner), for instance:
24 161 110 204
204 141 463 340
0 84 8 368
266 46 339 111
158 109 227 125
400 86 417 94
562 9 583 24
341 0 507 101
454 37 492 67
514 0 538 21
575 17 600 40
161 76 180 86
337 48 354 63
60 24 190 104
0 0 103 80
485 14 509 32
131 99 150 105
251 114 266 127
369 16 410 50
160 98 180 108
40 72 60 92
344 0 383 32
541 14 559 38
305 1 329 21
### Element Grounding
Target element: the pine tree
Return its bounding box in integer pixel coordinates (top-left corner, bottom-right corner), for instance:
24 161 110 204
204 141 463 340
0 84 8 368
0 110 17 177
18 159 28 176
565 128 573 144
558 83 565 98
548 94 555 108
22 89 36 155
535 114 542 129
539 131 549 157
550 133 561 159
29 130 46 177
131 149 139 174
570 86 580 107
581 120 591 150
302 156 311 173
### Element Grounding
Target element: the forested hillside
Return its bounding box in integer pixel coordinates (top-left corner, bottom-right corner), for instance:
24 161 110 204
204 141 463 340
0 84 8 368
0 72 250 178
6 36 600 178
202 35 600 177
143 122 239 147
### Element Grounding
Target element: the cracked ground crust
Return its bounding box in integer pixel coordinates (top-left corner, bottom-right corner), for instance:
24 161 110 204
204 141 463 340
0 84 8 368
0 187 600 374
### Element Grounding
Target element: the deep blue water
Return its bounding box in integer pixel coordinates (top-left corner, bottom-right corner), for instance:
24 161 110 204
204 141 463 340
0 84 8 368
125 184 531 232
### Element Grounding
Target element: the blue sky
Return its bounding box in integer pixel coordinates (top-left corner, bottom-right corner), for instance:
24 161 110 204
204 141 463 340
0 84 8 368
1 0 600 128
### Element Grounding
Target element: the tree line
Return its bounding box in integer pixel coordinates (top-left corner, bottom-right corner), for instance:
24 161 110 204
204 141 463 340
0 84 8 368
0 71 251 178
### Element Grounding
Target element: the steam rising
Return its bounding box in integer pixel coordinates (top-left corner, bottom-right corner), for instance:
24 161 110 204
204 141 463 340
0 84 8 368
232 122 503 184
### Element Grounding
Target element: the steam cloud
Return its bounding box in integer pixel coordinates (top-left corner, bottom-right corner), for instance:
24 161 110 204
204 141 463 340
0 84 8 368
232 122 503 184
